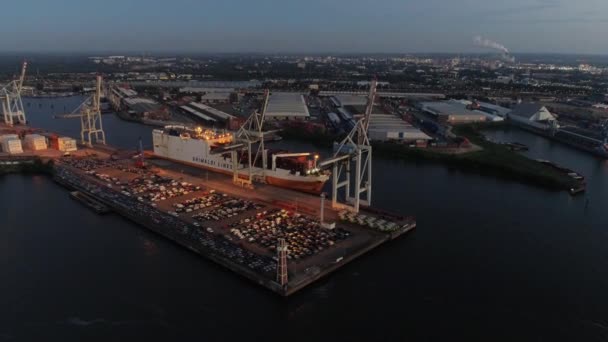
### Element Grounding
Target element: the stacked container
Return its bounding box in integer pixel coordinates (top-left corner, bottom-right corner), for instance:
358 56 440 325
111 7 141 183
0 134 23 154
57 137 77 152
23 134 47 151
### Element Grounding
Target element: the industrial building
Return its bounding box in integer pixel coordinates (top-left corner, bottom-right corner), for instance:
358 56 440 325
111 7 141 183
181 102 235 125
123 97 169 120
115 87 137 98
420 100 488 124
333 95 368 107
179 87 236 94
179 105 217 125
508 103 557 129
199 92 233 104
451 100 508 121
475 102 511 118
265 93 310 120
367 114 431 144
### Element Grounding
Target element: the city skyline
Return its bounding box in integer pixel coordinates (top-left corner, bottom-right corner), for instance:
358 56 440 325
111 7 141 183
4 0 608 54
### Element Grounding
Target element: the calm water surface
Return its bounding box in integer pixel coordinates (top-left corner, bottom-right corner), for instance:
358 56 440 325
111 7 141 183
1 99 608 341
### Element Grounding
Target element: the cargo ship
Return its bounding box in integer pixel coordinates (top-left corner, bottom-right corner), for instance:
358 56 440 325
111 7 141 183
152 126 329 193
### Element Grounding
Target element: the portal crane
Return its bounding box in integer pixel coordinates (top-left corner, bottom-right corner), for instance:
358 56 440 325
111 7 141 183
229 89 277 187
322 79 377 213
1 61 28 126
17 61 27 93
59 75 106 146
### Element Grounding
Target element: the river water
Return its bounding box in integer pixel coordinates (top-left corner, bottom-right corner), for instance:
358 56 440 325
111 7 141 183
1 98 608 341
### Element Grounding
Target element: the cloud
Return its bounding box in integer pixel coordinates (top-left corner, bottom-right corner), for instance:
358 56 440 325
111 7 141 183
474 0 561 17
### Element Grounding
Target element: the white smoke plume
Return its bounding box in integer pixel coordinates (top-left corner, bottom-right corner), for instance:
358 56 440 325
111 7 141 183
474 36 509 54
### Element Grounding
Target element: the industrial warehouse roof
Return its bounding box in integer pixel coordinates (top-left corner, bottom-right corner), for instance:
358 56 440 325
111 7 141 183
180 105 216 122
189 102 235 121
265 93 310 118
509 103 546 118
200 92 232 102
116 87 137 97
421 101 483 117
477 102 511 117
368 114 432 141
180 87 236 93
124 97 161 113
334 95 368 106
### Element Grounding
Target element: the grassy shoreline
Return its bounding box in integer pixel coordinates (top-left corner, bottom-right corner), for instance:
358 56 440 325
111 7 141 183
378 123 578 191
279 122 579 191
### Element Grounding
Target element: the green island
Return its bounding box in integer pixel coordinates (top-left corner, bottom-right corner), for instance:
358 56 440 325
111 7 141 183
279 123 580 191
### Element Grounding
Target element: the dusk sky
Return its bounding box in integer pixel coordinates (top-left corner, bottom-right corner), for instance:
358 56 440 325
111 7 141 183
4 0 607 54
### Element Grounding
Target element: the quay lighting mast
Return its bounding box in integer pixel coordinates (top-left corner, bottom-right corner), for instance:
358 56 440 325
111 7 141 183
276 238 288 287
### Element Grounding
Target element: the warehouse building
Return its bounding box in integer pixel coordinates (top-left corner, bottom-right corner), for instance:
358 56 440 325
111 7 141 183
116 87 137 98
451 99 507 121
368 114 432 144
508 103 557 130
123 97 169 120
179 105 217 125
334 95 368 107
187 102 235 123
265 93 310 120
179 87 236 94
420 100 488 124
199 92 233 104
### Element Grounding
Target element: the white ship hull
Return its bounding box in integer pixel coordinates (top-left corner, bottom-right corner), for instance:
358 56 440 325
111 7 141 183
152 129 329 193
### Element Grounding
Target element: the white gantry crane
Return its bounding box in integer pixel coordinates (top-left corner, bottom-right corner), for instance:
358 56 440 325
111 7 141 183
1 61 28 126
319 79 377 213
234 89 272 184
63 75 106 146
212 89 277 188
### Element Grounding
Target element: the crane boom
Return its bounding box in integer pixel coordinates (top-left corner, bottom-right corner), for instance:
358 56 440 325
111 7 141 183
17 61 27 93
362 78 377 137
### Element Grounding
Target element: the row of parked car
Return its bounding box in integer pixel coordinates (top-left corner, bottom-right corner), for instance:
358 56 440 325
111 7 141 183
192 199 265 221
55 166 278 277
229 208 351 261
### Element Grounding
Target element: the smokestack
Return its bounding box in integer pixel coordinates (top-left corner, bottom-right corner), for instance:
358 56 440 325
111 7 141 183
474 35 509 54
474 35 515 63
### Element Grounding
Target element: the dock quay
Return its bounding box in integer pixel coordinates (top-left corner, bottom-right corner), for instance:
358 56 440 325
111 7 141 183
69 190 111 214
0 119 416 295
43 148 416 296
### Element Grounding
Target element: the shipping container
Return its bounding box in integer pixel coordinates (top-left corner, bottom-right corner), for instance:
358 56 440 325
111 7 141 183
57 137 77 152
23 134 47 151
0 134 19 144
1 138 23 154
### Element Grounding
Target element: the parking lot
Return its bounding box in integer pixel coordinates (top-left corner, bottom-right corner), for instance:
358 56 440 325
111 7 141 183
54 153 411 288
